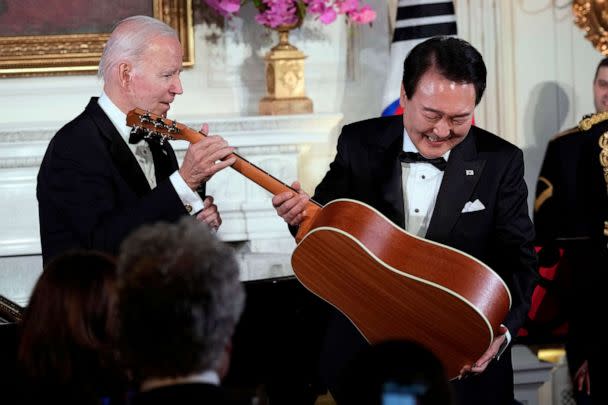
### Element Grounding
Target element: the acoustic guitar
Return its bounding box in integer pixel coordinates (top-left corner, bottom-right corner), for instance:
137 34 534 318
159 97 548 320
126 108 512 378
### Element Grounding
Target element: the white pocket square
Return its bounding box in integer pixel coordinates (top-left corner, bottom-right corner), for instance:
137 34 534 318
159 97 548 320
461 199 485 213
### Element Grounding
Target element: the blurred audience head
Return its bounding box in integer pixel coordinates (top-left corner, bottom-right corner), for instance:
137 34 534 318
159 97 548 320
117 217 245 382
339 339 452 405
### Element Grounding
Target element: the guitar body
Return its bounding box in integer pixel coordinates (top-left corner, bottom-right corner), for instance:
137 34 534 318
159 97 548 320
125 110 512 378
291 199 511 379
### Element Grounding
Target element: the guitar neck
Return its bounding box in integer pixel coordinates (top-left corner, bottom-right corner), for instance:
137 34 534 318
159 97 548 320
175 122 317 201
126 108 322 240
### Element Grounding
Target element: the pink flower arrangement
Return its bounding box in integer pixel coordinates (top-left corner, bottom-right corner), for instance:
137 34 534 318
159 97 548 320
203 0 376 29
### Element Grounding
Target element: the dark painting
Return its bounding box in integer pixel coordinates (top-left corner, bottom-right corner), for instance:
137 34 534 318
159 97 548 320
0 0 153 36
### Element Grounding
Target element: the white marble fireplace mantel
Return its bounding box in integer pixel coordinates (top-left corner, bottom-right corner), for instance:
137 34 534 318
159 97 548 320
0 112 343 306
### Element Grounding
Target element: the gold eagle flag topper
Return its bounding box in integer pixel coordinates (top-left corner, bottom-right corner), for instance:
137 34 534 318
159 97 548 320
573 0 608 55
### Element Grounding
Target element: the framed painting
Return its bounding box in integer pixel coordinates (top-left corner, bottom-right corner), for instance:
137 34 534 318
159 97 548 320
0 0 193 77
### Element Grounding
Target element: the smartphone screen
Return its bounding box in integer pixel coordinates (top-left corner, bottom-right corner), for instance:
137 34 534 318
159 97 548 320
382 391 416 405
382 381 425 405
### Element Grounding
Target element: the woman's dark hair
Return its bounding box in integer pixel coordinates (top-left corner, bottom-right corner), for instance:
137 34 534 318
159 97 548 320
17 250 122 400
402 36 487 105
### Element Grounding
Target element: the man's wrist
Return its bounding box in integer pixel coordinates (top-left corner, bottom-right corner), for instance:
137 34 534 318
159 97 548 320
178 169 198 190
170 172 204 214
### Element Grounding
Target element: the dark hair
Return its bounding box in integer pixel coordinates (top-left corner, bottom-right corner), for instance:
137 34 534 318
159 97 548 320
17 250 121 400
594 57 608 81
402 36 487 105
339 340 453 405
117 217 245 380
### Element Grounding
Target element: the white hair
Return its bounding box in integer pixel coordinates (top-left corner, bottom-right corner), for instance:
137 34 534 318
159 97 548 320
117 217 245 377
98 15 178 81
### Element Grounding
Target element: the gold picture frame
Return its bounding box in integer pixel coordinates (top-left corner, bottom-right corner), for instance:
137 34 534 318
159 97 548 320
0 0 193 78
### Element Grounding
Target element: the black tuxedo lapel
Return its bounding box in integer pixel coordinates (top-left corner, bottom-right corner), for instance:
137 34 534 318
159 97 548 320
109 139 153 198
148 140 176 184
165 142 179 172
85 99 152 197
368 118 405 228
426 130 485 242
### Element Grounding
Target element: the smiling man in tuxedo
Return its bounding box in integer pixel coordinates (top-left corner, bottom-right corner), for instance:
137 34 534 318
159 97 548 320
273 36 538 404
37 15 236 264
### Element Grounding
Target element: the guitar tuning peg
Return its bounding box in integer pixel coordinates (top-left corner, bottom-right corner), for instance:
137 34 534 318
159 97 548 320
154 118 165 128
140 111 152 124
168 121 179 134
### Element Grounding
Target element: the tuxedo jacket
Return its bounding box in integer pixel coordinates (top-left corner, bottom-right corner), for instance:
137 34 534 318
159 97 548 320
313 115 539 404
312 115 538 336
37 98 191 264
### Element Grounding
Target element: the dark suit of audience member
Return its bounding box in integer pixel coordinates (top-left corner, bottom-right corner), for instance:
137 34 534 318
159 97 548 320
116 217 245 405
273 37 538 405
534 114 607 404
12 250 127 405
37 15 234 265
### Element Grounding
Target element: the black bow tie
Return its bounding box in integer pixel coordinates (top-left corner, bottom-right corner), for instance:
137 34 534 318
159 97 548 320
399 151 448 171
129 129 149 145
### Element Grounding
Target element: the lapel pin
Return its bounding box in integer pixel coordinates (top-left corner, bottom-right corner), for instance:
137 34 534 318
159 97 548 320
465 169 474 176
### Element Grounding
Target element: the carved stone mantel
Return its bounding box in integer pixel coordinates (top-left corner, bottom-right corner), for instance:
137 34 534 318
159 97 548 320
0 112 343 305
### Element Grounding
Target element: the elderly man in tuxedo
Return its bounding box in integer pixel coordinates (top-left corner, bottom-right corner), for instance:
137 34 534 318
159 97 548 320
37 15 235 264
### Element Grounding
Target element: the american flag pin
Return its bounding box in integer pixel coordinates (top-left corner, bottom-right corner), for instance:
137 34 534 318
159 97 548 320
466 170 474 176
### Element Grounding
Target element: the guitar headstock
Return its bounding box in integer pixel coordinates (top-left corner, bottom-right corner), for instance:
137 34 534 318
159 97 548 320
126 108 201 144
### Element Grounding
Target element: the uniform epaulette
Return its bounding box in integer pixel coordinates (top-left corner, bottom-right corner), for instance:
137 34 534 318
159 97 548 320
578 111 608 131
552 126 580 140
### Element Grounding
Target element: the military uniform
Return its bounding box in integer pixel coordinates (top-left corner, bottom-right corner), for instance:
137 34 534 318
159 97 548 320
534 113 608 403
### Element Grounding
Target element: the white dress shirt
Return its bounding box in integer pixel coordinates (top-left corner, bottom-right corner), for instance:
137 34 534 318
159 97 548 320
140 370 220 392
400 130 450 237
97 93 204 214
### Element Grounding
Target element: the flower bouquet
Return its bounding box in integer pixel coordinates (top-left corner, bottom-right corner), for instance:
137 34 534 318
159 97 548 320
203 0 376 28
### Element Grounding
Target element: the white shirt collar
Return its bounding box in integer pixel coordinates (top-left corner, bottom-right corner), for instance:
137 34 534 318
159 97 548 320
402 128 451 161
140 370 221 392
97 91 131 142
